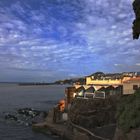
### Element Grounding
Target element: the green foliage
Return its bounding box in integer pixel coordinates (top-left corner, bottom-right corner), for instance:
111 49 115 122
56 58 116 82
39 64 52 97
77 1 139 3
133 0 140 39
116 89 140 133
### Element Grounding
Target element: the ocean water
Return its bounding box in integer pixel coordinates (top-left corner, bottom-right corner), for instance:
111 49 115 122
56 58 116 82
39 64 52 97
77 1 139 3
0 84 68 140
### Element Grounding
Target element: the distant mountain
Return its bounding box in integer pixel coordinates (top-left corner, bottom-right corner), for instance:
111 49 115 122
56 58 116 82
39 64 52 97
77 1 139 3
54 71 140 85
54 77 86 85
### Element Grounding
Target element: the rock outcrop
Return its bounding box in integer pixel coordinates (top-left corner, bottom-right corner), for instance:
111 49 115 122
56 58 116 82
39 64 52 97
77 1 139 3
68 96 119 139
4 108 48 126
69 97 117 129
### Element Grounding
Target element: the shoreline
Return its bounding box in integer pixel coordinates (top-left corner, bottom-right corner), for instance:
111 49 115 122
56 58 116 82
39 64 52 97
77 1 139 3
32 97 118 140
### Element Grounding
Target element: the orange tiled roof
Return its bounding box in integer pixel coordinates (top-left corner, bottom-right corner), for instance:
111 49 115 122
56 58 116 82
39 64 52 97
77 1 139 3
129 77 140 81
124 77 140 83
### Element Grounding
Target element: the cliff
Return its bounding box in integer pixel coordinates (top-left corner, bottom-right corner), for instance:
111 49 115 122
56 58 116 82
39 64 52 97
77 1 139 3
68 89 140 140
32 89 140 140
68 96 119 139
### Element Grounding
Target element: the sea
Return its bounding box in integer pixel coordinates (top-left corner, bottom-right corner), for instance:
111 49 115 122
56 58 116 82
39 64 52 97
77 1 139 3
0 84 68 140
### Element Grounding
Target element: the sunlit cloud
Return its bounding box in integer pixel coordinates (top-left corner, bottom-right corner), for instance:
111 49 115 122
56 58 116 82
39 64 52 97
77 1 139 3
136 63 140 66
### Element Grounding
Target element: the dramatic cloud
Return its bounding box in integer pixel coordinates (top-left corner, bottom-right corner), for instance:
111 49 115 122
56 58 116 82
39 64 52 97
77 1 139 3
0 0 140 82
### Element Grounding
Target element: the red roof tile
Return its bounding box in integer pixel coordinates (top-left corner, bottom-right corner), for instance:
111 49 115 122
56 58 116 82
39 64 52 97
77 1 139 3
124 77 140 83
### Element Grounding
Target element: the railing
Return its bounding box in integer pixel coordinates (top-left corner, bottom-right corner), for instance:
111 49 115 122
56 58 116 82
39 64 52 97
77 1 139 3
69 120 110 140
94 92 106 99
75 92 106 99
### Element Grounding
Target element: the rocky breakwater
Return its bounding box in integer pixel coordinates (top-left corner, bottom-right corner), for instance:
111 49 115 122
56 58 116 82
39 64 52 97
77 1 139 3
68 96 119 140
3 108 48 126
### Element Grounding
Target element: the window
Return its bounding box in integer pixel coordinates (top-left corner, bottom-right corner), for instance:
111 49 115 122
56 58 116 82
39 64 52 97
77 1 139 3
133 85 138 90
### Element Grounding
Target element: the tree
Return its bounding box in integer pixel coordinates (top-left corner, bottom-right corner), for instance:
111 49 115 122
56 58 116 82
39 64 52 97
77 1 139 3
132 0 140 39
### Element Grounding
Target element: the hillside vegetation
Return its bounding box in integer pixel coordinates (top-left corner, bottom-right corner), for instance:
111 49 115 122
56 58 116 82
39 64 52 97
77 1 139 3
117 89 140 133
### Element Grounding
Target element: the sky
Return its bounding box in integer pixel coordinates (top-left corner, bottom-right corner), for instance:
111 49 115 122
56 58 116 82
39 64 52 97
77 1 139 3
0 0 140 82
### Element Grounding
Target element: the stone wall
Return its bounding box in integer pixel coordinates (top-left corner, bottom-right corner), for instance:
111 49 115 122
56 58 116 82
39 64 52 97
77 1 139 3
68 97 118 139
69 97 117 128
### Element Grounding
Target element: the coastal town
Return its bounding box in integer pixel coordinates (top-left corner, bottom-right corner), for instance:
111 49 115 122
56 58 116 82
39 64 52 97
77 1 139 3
3 71 140 139
32 71 140 140
66 72 140 103
0 0 140 140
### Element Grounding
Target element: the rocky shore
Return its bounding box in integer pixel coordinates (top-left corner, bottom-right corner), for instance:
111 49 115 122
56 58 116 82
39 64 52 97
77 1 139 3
8 90 139 140
3 108 48 126
32 96 119 140
33 90 140 140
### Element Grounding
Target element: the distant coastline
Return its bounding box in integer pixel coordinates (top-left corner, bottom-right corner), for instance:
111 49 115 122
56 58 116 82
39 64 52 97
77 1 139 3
0 82 55 86
1 71 140 86
18 82 55 86
0 82 72 86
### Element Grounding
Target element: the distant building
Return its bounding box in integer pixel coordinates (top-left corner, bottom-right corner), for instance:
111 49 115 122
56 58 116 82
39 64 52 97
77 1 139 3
75 85 122 97
65 73 140 107
123 77 140 95
86 75 136 85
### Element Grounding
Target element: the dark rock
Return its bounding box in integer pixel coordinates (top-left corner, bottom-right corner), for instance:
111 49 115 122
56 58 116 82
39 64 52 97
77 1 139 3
5 114 18 121
32 112 48 124
4 108 48 126
69 97 118 129
17 108 40 118
68 97 118 139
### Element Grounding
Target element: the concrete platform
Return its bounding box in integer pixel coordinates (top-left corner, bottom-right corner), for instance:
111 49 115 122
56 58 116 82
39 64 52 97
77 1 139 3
32 109 67 137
